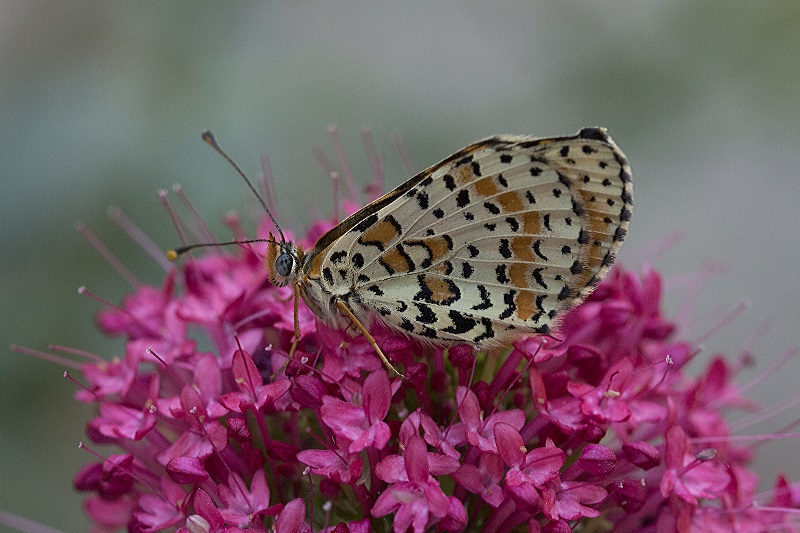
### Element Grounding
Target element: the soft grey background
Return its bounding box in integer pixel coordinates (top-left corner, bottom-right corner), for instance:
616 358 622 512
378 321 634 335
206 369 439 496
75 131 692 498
2 2 799 531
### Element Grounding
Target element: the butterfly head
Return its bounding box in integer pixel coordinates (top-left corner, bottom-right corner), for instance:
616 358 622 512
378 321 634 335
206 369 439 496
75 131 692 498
265 232 301 287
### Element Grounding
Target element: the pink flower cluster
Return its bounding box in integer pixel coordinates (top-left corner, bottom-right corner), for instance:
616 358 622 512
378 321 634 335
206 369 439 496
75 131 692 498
52 133 800 532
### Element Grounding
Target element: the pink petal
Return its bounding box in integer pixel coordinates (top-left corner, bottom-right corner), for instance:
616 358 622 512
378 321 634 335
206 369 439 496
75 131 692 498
371 486 403 517
577 444 616 477
376 455 408 483
274 498 307 533
555 481 607 520
622 441 661 470
404 436 430 484
363 369 391 423
494 422 525 468
167 456 209 484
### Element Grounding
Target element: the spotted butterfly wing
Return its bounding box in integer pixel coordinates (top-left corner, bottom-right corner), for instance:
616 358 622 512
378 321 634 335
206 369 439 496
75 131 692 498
295 127 632 348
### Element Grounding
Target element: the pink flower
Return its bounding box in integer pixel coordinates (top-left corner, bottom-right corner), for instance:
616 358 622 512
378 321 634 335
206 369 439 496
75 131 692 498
220 348 291 413
456 386 526 453
496 424 564 512
372 435 463 533
296 439 364 484
660 425 731 506
320 369 394 453
91 401 158 441
178 489 245 533
274 498 311 533
131 477 186 532
452 451 506 507
15 127 799 532
218 470 282 527
553 481 607 521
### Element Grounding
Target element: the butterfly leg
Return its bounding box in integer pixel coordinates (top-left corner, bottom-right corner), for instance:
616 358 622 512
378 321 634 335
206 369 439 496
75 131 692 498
273 283 308 378
288 282 302 359
334 298 404 379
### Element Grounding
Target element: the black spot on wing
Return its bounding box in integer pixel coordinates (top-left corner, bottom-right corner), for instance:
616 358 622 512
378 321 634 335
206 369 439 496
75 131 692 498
420 326 438 339
533 268 547 289
621 190 633 204
499 290 516 320
456 154 474 167
533 295 547 322
471 161 482 177
443 310 477 335
353 213 378 233
456 190 471 208
484 202 500 215
557 286 574 301
533 240 548 261
499 239 512 259
322 267 334 286
472 317 495 343
414 302 437 324
496 264 509 284
472 285 492 310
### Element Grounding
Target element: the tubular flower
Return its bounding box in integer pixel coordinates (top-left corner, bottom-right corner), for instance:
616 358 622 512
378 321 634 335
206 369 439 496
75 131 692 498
21 128 800 532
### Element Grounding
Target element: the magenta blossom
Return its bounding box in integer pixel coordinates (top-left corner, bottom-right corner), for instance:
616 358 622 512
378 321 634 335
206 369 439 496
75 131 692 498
16 128 800 533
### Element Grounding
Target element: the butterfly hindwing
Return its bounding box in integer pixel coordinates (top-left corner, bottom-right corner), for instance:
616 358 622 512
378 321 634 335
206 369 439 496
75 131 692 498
307 128 632 346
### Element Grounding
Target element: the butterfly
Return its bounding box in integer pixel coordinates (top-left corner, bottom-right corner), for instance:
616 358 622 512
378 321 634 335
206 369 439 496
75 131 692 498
172 128 632 376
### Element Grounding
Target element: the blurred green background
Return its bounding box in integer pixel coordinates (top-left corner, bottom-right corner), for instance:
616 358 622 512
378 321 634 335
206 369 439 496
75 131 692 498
2 2 799 531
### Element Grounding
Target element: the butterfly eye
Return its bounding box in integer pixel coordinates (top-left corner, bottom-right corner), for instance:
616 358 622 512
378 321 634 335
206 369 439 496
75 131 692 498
275 252 295 278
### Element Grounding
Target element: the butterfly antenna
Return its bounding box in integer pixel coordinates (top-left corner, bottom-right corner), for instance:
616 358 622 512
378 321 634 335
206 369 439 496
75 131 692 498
201 130 286 244
166 238 278 261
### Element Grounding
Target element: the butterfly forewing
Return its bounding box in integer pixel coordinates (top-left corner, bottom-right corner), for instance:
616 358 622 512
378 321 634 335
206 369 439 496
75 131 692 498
303 128 632 347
